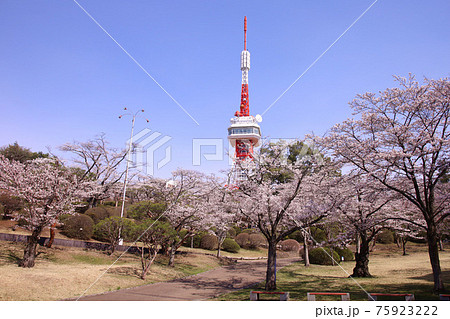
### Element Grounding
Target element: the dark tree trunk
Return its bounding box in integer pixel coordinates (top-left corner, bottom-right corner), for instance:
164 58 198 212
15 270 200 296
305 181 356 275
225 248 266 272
19 227 42 268
140 248 157 280
108 238 118 255
265 240 277 291
369 237 376 252
329 247 336 266
303 233 310 267
438 238 444 251
352 233 371 277
45 223 56 248
401 238 407 256
167 233 190 267
168 245 176 267
160 242 169 256
88 197 98 208
356 233 361 254
425 222 445 293
217 246 221 258
395 236 401 248
217 235 226 258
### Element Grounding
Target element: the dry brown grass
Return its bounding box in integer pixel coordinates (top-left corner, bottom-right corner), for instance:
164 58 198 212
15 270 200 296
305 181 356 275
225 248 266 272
0 241 221 301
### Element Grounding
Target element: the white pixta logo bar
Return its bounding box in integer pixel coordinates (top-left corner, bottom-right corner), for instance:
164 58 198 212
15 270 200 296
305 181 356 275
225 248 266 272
192 139 224 166
190 137 320 167
127 128 172 175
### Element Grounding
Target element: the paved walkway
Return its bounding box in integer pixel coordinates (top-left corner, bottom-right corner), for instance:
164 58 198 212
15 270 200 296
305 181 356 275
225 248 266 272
78 257 299 301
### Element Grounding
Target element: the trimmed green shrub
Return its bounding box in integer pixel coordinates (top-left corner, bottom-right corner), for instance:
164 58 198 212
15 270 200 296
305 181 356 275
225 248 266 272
377 229 395 244
227 227 236 239
58 213 72 224
334 247 355 261
235 233 249 248
286 227 327 244
181 231 204 248
280 239 301 252
222 238 240 253
287 230 303 242
232 226 242 236
103 206 122 218
127 201 166 221
308 247 340 266
192 233 203 248
101 201 116 207
310 227 327 243
248 233 266 249
85 206 110 224
200 234 219 251
235 233 266 249
61 214 94 240
93 217 135 243
86 206 122 224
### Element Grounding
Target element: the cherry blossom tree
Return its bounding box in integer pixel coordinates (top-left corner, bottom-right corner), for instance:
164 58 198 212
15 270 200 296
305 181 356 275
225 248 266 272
230 141 342 290
318 75 450 292
201 179 236 258
333 173 396 277
59 134 127 207
0 155 89 267
137 169 214 267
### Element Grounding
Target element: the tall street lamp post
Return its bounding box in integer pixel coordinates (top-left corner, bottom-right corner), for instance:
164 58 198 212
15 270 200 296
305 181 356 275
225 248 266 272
118 107 149 245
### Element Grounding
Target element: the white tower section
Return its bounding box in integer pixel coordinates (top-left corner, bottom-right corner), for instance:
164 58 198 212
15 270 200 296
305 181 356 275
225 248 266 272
240 50 250 84
228 116 261 148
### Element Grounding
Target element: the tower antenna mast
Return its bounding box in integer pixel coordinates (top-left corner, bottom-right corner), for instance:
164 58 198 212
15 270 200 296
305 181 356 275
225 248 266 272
244 16 247 51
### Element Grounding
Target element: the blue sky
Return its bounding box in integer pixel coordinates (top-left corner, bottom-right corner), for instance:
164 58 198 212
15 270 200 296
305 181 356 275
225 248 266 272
1 0 449 178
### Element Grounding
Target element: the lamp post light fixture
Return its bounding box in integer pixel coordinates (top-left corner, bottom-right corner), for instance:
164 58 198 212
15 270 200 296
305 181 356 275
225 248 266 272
118 107 149 245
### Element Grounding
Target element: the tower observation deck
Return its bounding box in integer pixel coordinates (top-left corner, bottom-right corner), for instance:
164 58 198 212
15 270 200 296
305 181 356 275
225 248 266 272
227 16 262 183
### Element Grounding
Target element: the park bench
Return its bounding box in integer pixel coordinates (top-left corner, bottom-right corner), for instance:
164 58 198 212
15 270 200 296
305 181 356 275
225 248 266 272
250 291 289 301
368 293 415 301
307 292 350 301
439 294 450 301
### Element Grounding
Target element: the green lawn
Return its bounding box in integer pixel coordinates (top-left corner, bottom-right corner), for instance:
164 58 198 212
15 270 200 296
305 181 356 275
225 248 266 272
215 244 450 301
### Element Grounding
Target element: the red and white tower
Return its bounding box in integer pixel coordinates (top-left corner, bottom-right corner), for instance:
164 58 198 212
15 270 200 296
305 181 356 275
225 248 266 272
228 16 262 183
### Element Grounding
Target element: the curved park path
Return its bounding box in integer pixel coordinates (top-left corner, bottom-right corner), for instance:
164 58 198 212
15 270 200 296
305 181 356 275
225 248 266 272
77 257 299 301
